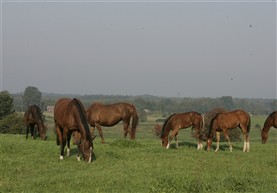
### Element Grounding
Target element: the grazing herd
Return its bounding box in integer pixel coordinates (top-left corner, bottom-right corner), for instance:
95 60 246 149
24 98 277 162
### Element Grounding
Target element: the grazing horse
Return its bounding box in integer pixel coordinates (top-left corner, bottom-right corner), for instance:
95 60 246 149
160 112 204 150
24 105 47 140
86 102 139 143
54 98 95 162
261 111 277 144
207 109 251 152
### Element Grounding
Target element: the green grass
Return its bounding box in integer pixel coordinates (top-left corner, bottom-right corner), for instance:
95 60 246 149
1 115 277 193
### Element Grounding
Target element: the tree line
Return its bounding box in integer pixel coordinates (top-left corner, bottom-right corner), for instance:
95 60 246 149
0 86 276 135
10 87 276 117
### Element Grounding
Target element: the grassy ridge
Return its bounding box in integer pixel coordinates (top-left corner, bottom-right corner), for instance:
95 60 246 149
1 116 277 193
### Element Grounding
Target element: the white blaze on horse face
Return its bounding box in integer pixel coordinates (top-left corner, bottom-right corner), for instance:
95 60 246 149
88 147 92 163
166 142 170 149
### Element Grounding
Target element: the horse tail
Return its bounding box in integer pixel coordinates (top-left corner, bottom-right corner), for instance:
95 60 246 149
73 98 92 141
161 113 175 138
247 113 251 134
131 105 139 139
201 114 205 132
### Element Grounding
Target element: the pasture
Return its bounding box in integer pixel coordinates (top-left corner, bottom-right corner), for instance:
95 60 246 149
1 114 276 193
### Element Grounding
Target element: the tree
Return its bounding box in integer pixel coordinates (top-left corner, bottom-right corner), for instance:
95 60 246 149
23 86 42 110
0 91 14 120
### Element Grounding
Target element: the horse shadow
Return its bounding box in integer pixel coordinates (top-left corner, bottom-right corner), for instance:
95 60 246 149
68 148 97 161
170 141 198 149
210 143 242 151
170 141 242 151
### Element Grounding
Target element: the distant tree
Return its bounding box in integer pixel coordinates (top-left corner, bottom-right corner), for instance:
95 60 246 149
0 112 25 134
23 86 42 110
0 91 14 120
219 96 234 110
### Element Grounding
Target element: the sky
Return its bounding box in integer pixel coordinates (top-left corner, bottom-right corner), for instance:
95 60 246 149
1 0 276 98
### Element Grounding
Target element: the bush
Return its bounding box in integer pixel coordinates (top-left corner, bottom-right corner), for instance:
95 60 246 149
0 112 25 134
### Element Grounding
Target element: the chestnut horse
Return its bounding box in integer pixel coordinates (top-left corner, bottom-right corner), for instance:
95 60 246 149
160 112 204 150
207 109 251 152
86 102 139 143
24 105 47 140
261 111 277 144
54 98 95 162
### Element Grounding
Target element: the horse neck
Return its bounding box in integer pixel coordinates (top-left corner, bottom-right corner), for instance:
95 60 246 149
161 114 174 138
262 117 273 134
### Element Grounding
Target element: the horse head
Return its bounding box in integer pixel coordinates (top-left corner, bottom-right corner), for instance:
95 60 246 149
78 135 96 162
261 131 268 144
161 136 169 148
39 124 47 140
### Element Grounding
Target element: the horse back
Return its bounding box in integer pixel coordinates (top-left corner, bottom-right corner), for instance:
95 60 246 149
86 102 136 126
215 109 250 129
54 98 77 128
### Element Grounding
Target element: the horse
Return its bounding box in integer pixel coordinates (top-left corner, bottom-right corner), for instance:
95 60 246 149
86 102 139 143
160 112 204 150
54 98 95 162
261 111 277 144
24 105 47 140
206 109 251 152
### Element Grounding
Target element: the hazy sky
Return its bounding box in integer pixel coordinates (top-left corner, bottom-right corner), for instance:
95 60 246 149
1 1 276 98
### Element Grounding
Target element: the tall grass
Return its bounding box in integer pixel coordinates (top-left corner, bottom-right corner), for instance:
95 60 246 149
1 115 276 193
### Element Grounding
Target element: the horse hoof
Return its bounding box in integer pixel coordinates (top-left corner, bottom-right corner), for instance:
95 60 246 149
76 155 81 161
60 155 64 160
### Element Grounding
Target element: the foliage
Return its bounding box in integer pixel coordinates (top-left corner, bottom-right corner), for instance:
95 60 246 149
23 86 42 111
153 124 162 138
0 112 25 134
0 91 14 120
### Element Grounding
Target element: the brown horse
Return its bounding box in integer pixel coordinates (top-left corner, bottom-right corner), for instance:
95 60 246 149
207 109 251 152
24 105 47 140
261 111 277 144
54 98 95 162
86 102 139 143
160 112 204 150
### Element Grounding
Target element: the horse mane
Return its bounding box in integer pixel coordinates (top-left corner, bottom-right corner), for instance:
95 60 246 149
73 98 92 141
161 113 176 138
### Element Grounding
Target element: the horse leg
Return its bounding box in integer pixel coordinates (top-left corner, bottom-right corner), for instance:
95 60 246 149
56 126 65 160
26 125 29 139
95 123 105 143
168 129 178 149
195 128 203 150
66 130 73 156
123 121 130 139
175 132 179 149
223 130 232 152
215 131 220 152
30 125 35 139
242 129 250 152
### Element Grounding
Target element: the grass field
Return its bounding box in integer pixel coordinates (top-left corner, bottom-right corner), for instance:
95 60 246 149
1 114 277 193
